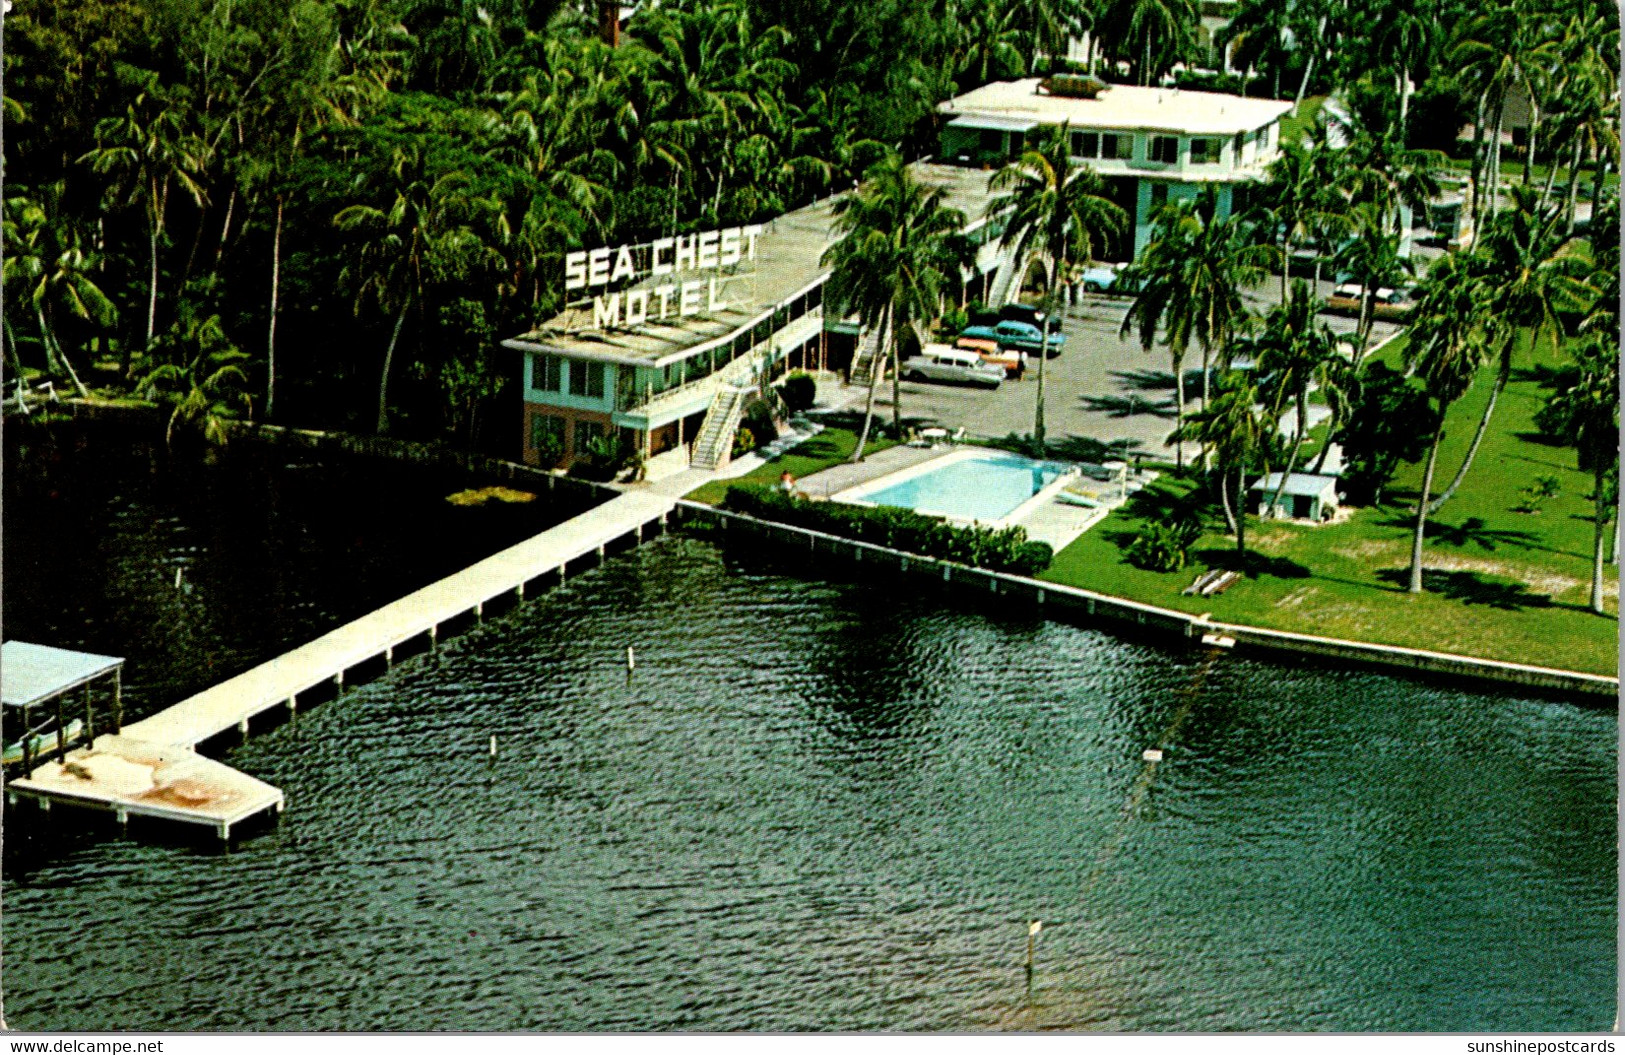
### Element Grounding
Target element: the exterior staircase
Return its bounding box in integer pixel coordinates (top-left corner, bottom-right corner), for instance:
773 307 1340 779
986 250 1025 308
847 326 888 386
690 385 749 471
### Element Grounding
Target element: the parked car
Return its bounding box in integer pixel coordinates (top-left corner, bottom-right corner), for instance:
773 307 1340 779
902 346 1005 388
1326 283 1417 321
960 320 1067 357
998 303 1062 333
957 336 1026 378
1076 263 1128 294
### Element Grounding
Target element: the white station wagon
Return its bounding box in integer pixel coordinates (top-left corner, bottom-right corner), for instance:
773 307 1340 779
901 346 1005 389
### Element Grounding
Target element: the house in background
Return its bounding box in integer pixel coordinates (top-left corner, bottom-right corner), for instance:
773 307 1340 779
1251 472 1341 522
936 77 1293 260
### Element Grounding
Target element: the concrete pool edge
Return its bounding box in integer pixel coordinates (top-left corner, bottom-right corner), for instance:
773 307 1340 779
828 446 1079 529
677 501 1619 700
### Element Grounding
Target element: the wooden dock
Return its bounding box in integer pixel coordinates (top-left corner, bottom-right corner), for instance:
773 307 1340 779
7 490 676 839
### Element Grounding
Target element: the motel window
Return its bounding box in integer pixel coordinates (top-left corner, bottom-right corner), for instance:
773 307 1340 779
568 360 605 399
1234 132 1246 158
808 284 823 310
574 419 607 455
530 415 566 464
1189 138 1218 164
1072 131 1099 159
1150 136 1178 164
534 354 563 392
1101 133 1133 160
1149 183 1169 212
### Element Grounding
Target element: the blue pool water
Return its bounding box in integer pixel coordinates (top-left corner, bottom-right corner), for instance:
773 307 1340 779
859 452 1067 522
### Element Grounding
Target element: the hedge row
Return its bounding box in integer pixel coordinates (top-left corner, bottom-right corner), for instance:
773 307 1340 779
721 483 1053 575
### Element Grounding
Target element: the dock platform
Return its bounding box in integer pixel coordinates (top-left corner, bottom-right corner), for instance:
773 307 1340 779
7 735 283 838
7 489 675 840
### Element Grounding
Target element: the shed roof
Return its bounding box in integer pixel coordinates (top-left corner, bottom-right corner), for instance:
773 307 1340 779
1249 473 1340 498
2 642 124 708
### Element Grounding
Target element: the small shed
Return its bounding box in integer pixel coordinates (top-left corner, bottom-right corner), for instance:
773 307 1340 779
2 641 125 767
1250 473 1340 522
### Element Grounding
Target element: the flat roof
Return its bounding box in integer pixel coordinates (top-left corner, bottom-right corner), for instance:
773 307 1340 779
503 163 1005 369
2 641 124 708
1250 472 1340 498
938 79 1294 137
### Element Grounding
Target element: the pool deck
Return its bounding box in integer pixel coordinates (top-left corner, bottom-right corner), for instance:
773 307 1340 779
800 444 1108 552
793 444 950 500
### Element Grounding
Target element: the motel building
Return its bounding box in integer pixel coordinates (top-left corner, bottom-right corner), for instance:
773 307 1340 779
502 79 1293 476
502 164 1004 477
936 77 1294 259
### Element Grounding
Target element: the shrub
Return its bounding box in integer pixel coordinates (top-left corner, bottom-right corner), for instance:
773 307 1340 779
1125 521 1199 572
722 483 1053 575
741 399 778 445
778 372 817 413
938 305 969 337
731 425 757 459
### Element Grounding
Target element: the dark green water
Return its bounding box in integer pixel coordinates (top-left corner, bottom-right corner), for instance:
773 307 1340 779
1 426 1616 1031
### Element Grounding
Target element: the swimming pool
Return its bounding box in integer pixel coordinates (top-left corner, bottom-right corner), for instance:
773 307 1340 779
842 449 1073 523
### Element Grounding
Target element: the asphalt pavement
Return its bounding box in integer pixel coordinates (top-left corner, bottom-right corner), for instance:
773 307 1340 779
845 275 1402 464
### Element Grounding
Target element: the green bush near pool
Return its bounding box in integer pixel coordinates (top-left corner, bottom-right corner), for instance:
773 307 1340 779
723 483 1054 575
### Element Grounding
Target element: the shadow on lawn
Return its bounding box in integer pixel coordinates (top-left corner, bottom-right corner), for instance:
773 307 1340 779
1193 547 1312 579
1373 515 1541 552
1374 568 1555 610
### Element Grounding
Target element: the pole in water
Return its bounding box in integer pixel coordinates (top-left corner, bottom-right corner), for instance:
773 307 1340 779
1025 919 1042 1004
488 734 497 758
174 567 183 589
625 645 636 674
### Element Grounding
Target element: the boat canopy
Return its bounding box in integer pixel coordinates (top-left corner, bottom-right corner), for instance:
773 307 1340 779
2 642 124 709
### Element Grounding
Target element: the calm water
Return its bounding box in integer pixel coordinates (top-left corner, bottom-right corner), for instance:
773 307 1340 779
1 428 1616 1031
861 452 1067 521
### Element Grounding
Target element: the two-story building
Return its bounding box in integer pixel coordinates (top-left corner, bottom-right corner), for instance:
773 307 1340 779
502 163 1006 476
937 78 1294 259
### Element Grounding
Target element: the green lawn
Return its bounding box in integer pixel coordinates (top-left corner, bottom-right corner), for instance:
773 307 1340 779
1042 332 1618 676
1278 96 1326 145
684 427 898 505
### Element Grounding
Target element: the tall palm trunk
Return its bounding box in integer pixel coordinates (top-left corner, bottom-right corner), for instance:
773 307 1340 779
1218 465 1238 534
1267 390 1308 514
1171 349 1187 470
1590 464 1608 614
1199 345 1212 469
1523 94 1540 187
38 308 91 399
890 317 903 439
1427 354 1506 513
1487 101 1506 217
1234 470 1248 555
377 303 408 435
1588 156 1607 222
267 196 283 420
851 308 890 463
1293 20 1325 109
1562 140 1585 234
1468 92 1489 231
1409 421 1444 593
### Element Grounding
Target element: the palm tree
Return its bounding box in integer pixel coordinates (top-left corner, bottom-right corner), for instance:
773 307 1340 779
822 153 969 460
1215 0 1292 97
1426 183 1594 512
1403 252 1494 593
1176 370 1268 554
1371 0 1438 140
137 302 253 447
1099 0 1198 86
1254 281 1337 514
1257 132 1348 299
990 124 1127 449
2 194 115 398
1452 5 1556 229
1120 202 1192 467
334 145 503 434
954 0 1030 84
1330 206 1413 365
80 73 210 368
1536 335 1618 614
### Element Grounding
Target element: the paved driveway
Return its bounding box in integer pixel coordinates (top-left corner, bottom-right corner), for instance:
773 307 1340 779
846 279 1402 463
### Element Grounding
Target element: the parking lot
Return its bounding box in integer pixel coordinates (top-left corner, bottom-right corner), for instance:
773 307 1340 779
845 276 1403 462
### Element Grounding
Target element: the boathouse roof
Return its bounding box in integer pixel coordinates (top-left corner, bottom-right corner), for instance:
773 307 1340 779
2 641 124 708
